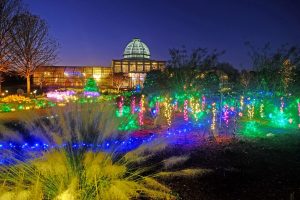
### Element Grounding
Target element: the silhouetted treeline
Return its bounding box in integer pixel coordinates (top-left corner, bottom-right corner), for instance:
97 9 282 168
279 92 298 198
143 44 300 96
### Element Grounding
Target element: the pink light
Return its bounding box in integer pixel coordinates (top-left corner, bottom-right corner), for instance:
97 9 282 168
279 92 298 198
138 95 144 126
46 90 76 101
223 105 229 127
117 96 124 116
83 91 100 97
184 100 188 121
155 101 160 114
173 101 178 111
280 97 284 113
131 96 136 114
298 102 300 128
201 96 206 110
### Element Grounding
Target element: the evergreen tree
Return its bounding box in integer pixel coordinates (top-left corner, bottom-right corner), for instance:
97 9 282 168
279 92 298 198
84 78 99 92
84 78 100 97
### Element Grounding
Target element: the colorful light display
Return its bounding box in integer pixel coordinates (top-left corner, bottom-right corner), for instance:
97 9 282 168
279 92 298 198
1 91 299 140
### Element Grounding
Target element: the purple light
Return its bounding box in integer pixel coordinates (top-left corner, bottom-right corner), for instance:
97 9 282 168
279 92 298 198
83 91 100 97
47 90 76 101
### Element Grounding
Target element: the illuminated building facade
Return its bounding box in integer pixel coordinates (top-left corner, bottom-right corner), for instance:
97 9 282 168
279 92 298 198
33 38 165 89
33 66 112 89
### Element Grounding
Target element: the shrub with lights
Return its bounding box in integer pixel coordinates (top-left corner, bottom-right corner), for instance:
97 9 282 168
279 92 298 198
83 78 100 97
0 94 56 113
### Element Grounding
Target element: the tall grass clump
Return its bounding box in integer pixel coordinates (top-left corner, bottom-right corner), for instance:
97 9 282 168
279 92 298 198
0 103 175 199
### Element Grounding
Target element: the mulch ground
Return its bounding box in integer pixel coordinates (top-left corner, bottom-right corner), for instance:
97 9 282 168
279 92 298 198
153 133 300 200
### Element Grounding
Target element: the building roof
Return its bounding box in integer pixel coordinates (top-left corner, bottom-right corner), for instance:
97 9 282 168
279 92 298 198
123 38 150 59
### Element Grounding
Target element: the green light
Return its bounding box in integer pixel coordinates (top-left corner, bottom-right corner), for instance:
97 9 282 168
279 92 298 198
239 121 264 138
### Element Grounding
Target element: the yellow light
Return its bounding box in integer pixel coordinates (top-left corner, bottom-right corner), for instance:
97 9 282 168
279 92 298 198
163 97 173 126
240 96 244 110
247 104 254 119
93 74 101 80
260 104 264 118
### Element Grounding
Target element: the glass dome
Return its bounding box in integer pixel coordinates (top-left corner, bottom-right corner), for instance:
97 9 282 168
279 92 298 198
123 38 150 59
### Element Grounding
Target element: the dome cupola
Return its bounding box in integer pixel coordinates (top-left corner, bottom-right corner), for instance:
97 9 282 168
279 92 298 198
123 38 150 59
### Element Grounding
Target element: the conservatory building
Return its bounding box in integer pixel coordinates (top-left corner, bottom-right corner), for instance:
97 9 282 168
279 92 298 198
112 38 165 88
33 38 165 89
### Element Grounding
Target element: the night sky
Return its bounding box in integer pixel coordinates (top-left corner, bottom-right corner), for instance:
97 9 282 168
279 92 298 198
23 0 300 69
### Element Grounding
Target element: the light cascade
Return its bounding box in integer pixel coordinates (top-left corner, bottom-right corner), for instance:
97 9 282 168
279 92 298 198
201 95 206 110
280 97 284 113
247 104 254 119
117 96 124 116
155 101 160 115
163 97 173 126
184 100 189 121
138 95 145 126
298 101 300 128
46 91 76 101
131 96 135 114
223 104 229 127
260 103 264 118
173 101 178 111
211 102 217 130
240 96 244 110
190 97 201 121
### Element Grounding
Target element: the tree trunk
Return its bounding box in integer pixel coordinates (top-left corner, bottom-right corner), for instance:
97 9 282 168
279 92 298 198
26 74 31 95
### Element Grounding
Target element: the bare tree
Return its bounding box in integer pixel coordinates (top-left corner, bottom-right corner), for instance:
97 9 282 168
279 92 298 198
37 71 45 90
0 0 22 93
10 12 58 94
113 72 128 92
280 59 295 94
246 42 300 94
240 70 251 92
